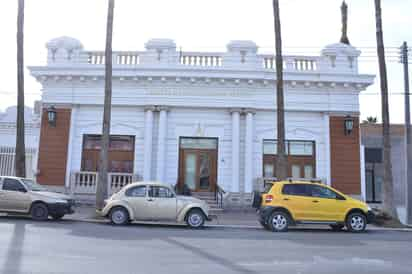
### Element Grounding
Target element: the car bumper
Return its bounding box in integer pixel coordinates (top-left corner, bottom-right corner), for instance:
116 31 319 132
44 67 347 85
366 210 376 224
48 202 75 215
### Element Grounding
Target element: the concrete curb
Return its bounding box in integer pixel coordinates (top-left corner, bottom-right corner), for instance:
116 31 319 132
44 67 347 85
65 216 412 232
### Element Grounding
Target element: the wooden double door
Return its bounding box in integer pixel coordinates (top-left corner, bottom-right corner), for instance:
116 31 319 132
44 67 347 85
179 149 217 192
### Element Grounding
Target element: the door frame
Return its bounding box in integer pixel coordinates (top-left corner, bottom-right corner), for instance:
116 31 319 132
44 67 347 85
177 137 218 193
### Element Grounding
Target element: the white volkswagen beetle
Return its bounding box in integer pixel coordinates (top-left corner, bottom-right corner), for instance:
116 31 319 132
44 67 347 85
99 182 211 228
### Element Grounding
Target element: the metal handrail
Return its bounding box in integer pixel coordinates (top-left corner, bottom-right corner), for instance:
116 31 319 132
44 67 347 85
214 184 226 209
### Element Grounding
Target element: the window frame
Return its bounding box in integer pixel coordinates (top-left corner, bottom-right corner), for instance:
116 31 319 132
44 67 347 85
125 185 147 198
81 134 135 173
307 185 340 200
148 186 175 199
262 139 316 179
281 184 310 197
2 178 27 192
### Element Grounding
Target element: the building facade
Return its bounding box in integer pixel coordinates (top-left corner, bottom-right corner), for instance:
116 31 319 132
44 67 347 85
361 124 407 215
29 37 374 205
0 106 40 178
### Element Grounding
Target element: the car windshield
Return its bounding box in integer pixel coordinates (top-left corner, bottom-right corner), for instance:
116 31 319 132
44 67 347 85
21 179 47 192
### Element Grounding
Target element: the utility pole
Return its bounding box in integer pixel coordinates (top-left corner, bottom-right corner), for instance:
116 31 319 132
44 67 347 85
401 42 412 224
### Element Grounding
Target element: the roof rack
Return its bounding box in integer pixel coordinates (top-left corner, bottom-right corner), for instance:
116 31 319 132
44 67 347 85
285 178 324 184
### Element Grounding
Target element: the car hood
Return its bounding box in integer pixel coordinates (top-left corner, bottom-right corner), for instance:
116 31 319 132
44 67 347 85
346 196 368 208
30 191 72 201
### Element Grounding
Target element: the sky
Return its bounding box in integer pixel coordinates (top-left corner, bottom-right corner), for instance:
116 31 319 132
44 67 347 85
0 0 410 123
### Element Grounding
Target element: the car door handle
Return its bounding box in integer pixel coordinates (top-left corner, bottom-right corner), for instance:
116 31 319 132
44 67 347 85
283 198 290 201
312 200 319 203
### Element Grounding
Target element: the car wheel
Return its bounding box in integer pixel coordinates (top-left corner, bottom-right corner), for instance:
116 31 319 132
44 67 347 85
31 203 49 221
346 212 367 233
268 211 290 232
110 207 130 225
186 209 205 229
330 224 344 231
51 214 65 220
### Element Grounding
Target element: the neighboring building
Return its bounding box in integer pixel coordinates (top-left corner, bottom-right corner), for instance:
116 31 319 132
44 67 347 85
361 124 407 207
29 36 374 206
0 106 40 178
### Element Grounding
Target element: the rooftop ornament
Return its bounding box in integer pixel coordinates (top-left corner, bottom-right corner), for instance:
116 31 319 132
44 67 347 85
340 1 350 45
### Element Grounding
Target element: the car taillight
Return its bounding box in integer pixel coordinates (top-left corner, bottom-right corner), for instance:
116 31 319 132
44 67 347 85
265 195 274 203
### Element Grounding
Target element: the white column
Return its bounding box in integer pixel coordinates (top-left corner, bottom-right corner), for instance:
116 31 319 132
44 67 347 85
231 109 240 192
156 107 168 182
143 107 154 181
360 145 366 202
324 114 332 185
244 111 254 193
65 106 77 189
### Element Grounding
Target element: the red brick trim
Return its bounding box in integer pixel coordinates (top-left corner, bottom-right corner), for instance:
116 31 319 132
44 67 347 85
37 108 71 186
330 116 361 195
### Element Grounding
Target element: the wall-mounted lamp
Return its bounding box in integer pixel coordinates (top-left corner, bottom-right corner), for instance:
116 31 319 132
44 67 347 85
47 106 57 127
344 115 354 135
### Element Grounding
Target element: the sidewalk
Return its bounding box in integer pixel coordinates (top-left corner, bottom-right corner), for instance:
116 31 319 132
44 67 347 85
67 205 412 232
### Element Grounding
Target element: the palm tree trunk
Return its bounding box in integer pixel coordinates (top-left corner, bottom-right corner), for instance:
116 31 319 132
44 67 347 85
273 0 287 180
374 0 396 217
96 0 115 210
15 0 26 178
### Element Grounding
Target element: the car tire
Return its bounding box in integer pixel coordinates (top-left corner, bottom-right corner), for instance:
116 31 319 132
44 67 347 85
31 203 49 221
186 209 205 229
330 224 344 231
268 211 290 232
110 207 130 226
346 212 367 233
51 214 65 220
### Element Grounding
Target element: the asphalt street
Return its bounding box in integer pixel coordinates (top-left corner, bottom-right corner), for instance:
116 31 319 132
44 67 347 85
0 216 411 274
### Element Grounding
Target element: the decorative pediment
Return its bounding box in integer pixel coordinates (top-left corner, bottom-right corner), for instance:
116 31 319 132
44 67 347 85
76 122 143 138
257 127 320 141
175 122 225 139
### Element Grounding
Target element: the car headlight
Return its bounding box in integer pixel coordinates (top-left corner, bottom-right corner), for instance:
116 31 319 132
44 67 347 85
53 199 68 204
367 206 372 211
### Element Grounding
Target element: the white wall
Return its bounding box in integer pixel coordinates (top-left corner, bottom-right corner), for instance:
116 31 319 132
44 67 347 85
68 105 145 179
66 105 330 192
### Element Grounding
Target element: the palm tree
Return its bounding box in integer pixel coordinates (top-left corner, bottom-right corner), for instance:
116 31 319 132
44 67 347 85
374 0 396 217
96 0 115 210
15 0 26 178
272 0 287 180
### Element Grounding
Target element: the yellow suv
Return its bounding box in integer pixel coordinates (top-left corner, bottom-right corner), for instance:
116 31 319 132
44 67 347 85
253 181 375 233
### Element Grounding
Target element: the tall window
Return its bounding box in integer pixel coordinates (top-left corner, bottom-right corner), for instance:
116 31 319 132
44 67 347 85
81 135 135 173
263 140 316 179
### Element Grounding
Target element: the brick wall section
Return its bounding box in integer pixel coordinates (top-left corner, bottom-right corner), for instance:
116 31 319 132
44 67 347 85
330 116 361 195
37 108 71 186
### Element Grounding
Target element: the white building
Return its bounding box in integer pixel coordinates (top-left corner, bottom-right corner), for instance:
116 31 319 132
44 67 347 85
0 106 40 178
29 37 374 206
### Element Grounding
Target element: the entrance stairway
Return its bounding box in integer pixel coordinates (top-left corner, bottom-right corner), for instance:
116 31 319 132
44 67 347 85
191 192 224 214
